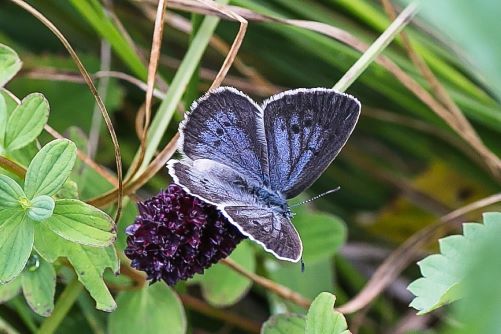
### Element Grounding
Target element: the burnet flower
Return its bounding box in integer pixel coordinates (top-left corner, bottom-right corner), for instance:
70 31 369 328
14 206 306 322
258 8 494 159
125 184 245 285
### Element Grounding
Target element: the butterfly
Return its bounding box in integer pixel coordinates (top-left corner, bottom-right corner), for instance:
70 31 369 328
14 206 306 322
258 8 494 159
168 87 360 262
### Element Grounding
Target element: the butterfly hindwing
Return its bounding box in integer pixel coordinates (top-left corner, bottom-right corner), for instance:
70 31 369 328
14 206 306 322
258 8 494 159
168 159 302 261
224 206 302 261
262 89 360 198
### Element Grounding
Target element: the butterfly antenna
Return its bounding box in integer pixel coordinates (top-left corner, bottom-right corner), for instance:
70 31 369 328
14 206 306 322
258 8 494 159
290 186 341 208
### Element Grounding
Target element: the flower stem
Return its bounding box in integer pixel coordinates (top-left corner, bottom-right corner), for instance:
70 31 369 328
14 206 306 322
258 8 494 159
37 278 83 334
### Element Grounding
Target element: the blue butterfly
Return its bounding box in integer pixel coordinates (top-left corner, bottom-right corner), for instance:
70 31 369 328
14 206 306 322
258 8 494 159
168 87 360 262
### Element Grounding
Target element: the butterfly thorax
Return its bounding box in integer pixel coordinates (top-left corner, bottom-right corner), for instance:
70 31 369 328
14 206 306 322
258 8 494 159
251 186 291 218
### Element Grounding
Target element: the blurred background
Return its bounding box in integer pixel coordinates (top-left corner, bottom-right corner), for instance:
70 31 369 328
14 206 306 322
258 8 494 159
1 0 501 333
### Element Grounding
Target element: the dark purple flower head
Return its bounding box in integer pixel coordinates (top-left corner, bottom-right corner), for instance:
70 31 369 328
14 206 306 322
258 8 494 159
125 184 245 285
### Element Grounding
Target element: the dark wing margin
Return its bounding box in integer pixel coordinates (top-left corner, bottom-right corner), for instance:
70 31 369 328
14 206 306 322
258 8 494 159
179 87 270 187
262 88 360 198
168 159 302 262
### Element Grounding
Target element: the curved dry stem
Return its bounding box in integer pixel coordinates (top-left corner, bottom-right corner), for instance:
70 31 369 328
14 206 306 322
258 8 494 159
10 0 124 222
196 0 248 91
126 0 168 184
337 192 501 314
179 294 261 333
23 69 167 99
221 258 311 309
0 156 26 178
87 133 179 207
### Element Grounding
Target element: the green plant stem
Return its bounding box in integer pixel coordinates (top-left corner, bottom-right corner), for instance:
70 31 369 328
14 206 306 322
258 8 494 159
333 1 420 92
10 297 38 333
183 13 203 107
37 278 83 334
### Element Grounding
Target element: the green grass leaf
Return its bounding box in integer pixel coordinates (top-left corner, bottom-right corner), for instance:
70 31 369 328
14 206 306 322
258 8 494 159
0 175 25 208
200 240 255 307
0 210 33 283
27 195 55 222
24 139 77 199
108 284 186 334
40 199 115 247
68 0 148 80
33 224 118 312
21 256 56 317
261 313 306 334
0 43 22 87
305 292 349 334
408 212 501 314
4 93 49 152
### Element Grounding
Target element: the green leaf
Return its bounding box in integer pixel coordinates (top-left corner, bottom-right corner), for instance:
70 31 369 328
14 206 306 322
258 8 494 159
109 284 186 334
0 210 34 283
261 313 306 334
412 1 501 101
40 199 115 247
33 224 118 311
265 258 334 313
448 212 501 334
0 89 21 157
200 240 255 307
293 208 347 263
0 43 22 88
27 195 55 221
0 94 5 146
21 256 56 316
305 292 350 334
0 175 25 208
0 277 21 303
408 213 501 314
4 93 49 152
24 139 77 198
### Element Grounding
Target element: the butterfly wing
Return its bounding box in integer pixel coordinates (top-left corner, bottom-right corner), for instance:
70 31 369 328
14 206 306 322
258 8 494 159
168 159 302 262
262 88 361 198
179 87 269 186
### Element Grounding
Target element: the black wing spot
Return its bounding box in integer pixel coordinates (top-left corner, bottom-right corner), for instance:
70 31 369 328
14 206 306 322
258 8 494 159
304 118 313 127
213 140 221 147
216 128 224 136
291 124 300 134
223 121 231 127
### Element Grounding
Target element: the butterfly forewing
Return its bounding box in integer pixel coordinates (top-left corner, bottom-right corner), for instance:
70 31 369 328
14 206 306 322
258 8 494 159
179 87 269 186
262 89 360 198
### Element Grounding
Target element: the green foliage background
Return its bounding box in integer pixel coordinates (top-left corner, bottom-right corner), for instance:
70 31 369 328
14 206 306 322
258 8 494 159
1 0 501 333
